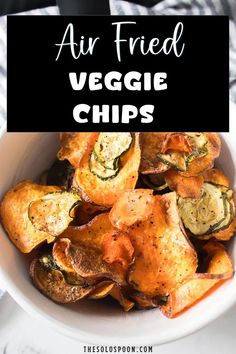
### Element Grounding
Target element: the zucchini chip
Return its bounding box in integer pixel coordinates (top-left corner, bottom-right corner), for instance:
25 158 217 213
178 182 234 236
199 217 236 241
30 255 93 303
157 152 188 172
94 132 133 170
164 169 204 198
89 152 119 180
110 190 197 296
185 133 208 163
157 133 210 172
28 191 82 237
73 133 141 206
161 241 233 318
58 133 99 168
140 132 220 176
180 133 221 177
0 181 61 253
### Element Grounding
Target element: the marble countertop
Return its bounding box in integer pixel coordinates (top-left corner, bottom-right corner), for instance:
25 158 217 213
0 292 236 354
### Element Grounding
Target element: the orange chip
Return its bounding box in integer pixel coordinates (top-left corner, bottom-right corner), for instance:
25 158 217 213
161 133 192 154
58 133 99 168
161 241 234 318
53 238 75 273
110 285 135 312
203 168 230 187
109 189 155 230
102 230 134 269
73 133 141 206
164 169 204 198
110 191 197 296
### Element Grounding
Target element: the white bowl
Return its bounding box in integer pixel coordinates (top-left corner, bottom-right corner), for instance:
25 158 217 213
0 102 236 346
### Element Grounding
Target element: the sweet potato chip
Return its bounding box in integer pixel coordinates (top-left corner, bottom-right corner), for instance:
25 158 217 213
140 133 170 174
0 181 61 253
55 238 126 285
161 133 192 154
130 292 159 309
161 241 233 317
30 256 93 303
53 238 75 273
58 133 99 168
110 191 197 296
73 133 141 206
89 281 134 311
164 169 204 198
140 133 221 176
110 285 135 312
61 213 114 248
89 281 115 299
109 189 155 230
203 168 230 187
180 133 221 177
75 201 108 226
102 230 134 269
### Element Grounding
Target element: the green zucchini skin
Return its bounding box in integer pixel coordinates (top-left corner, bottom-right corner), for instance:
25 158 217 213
89 152 119 180
28 191 82 236
157 153 187 172
94 133 133 170
156 133 209 172
93 149 120 170
178 182 235 236
185 133 208 165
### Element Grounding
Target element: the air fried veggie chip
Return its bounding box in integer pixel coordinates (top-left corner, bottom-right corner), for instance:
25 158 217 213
110 190 198 296
0 181 61 253
58 133 99 168
30 255 93 303
109 189 155 230
28 191 82 236
102 230 134 269
110 285 135 312
203 168 230 187
75 201 108 226
161 241 234 317
61 213 114 248
73 133 141 206
140 133 170 174
180 133 221 177
55 238 126 285
53 238 75 273
161 133 192 154
164 169 204 198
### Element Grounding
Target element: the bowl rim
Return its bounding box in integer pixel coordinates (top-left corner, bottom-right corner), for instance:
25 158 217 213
0 101 236 346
